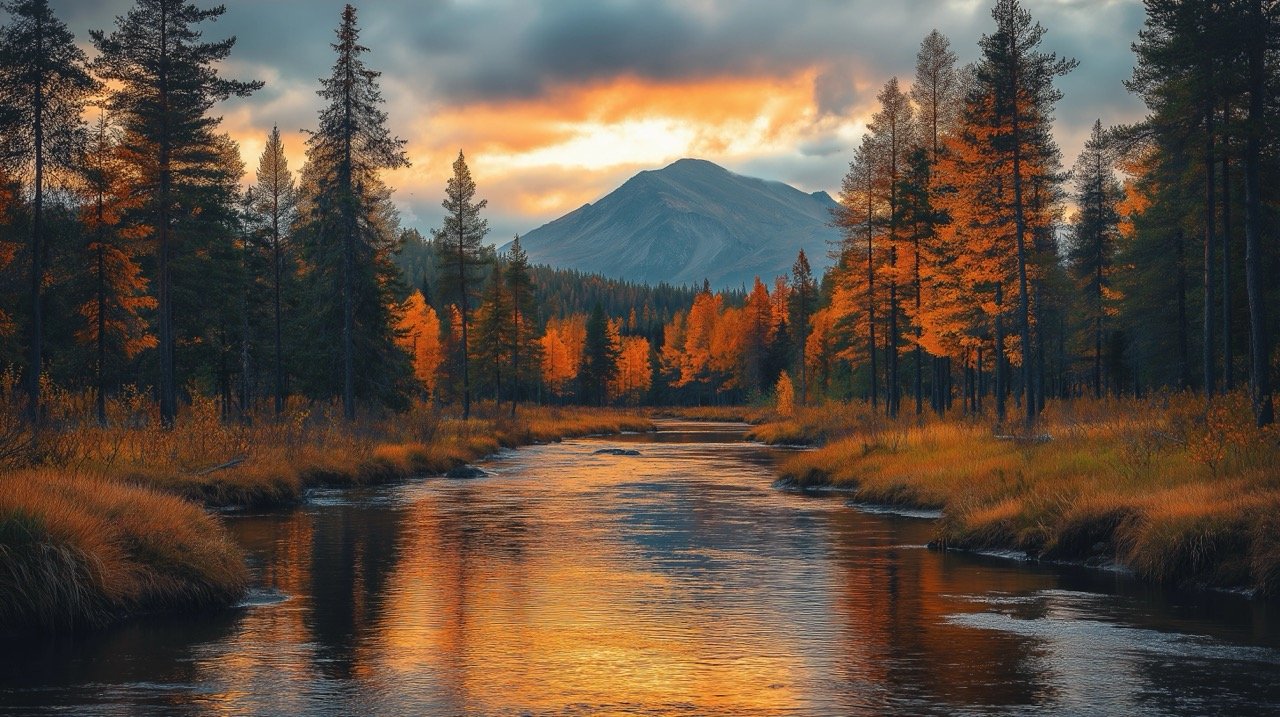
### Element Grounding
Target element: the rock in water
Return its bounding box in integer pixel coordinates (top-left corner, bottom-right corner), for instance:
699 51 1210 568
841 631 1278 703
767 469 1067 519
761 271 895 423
593 448 641 456
445 465 487 479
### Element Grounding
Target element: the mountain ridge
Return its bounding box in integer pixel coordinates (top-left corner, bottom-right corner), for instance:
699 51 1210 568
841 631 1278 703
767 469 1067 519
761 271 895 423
507 158 839 289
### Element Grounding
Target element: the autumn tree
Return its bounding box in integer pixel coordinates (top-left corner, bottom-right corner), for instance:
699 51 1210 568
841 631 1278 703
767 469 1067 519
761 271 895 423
433 150 488 419
867 77 915 418
91 0 260 425
611 335 652 405
0 0 96 420
972 0 1075 426
77 114 155 425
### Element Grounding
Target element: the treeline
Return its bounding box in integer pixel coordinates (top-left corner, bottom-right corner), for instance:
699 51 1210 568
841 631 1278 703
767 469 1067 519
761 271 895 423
800 0 1275 428
1 0 1277 427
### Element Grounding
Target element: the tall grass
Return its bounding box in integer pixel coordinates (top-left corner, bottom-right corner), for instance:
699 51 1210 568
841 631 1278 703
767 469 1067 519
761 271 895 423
758 392 1280 596
0 468 247 631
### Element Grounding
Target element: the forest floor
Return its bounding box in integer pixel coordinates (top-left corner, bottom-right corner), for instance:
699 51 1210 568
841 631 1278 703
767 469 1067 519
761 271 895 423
751 392 1280 598
0 397 652 634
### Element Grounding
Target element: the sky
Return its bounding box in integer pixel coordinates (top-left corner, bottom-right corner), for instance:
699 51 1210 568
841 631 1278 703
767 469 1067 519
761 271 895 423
53 0 1149 244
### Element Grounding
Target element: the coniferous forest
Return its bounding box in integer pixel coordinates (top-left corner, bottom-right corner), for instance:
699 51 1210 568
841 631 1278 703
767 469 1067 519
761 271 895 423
5 2 1280 703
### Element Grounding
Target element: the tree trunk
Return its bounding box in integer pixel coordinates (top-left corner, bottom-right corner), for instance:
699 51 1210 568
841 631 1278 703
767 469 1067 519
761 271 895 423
1221 119 1233 391
1244 0 1273 426
27 17 44 425
1202 100 1217 399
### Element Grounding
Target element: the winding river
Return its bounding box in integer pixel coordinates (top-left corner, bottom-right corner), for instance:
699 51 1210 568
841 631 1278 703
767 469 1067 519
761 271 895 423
2 421 1279 715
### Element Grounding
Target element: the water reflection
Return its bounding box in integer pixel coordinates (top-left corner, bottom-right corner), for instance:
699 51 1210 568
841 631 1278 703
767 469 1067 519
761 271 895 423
2 421 1278 715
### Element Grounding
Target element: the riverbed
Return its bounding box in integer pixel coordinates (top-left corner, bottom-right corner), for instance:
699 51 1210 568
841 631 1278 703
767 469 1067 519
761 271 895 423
2 421 1277 715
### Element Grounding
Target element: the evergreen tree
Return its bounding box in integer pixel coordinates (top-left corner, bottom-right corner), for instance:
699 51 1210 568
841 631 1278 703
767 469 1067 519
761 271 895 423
300 4 409 419
91 0 261 426
0 0 96 420
252 125 297 416
432 150 488 420
973 0 1075 427
505 234 535 416
789 248 817 405
1068 120 1124 398
473 267 514 403
581 303 619 406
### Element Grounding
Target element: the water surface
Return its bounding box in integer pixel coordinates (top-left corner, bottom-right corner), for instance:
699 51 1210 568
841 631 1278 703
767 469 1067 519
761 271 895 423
3 421 1278 715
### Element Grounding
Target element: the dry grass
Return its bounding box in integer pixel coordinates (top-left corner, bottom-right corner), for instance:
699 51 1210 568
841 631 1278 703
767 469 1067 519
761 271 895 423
764 392 1280 596
0 389 652 633
0 468 247 632
29 393 653 508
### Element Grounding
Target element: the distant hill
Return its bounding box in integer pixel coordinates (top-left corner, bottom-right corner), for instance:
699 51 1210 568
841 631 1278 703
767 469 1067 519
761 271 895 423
508 158 839 290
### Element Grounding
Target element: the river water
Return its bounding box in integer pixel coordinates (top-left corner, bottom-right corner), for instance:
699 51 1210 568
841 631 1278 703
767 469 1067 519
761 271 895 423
2 421 1279 716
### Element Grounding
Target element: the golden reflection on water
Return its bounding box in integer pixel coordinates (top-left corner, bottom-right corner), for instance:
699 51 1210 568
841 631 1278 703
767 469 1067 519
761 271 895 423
11 423 1278 716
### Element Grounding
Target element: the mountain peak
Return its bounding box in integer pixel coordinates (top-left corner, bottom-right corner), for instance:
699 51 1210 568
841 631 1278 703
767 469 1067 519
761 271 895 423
516 161 837 289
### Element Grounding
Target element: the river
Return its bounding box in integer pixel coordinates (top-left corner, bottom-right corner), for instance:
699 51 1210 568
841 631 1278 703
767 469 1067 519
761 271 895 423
2 421 1278 715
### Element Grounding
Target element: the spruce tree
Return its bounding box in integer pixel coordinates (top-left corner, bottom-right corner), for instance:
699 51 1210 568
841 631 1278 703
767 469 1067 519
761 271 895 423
0 0 96 421
789 248 816 405
1068 120 1123 399
432 150 488 420
302 4 409 420
581 303 619 407
91 0 260 426
505 235 535 416
252 125 297 416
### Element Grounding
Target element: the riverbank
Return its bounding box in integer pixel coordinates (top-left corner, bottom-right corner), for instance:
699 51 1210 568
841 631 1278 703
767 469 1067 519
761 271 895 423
0 401 652 633
754 393 1280 597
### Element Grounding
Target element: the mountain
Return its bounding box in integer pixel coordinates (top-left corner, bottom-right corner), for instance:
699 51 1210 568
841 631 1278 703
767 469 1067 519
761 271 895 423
509 158 839 289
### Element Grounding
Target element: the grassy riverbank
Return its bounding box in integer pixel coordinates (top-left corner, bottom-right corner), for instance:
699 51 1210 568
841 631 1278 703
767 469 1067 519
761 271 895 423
756 393 1280 597
0 397 652 633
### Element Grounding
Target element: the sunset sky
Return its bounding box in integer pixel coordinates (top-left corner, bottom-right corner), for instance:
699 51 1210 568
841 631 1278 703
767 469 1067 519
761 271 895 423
57 0 1146 243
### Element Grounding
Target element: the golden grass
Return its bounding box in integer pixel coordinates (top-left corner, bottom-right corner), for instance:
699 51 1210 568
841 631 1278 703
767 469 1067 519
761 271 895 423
0 468 247 632
0 389 653 633
763 392 1280 596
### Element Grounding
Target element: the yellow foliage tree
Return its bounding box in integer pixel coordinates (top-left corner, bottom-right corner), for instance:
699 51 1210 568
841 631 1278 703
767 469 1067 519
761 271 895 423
610 335 652 404
396 290 443 398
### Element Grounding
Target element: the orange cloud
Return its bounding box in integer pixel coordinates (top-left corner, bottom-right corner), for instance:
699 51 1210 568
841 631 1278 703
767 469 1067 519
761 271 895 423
225 67 876 234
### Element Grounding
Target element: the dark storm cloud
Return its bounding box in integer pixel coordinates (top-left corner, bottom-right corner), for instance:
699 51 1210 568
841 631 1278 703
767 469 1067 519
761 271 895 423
48 0 1146 134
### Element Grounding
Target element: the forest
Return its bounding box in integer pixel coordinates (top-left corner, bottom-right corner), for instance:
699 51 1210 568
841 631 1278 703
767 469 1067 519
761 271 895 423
0 0 1276 439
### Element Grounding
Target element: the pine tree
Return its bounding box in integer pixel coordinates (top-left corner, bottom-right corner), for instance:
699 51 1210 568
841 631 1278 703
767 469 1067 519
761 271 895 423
252 125 297 416
302 4 408 420
91 0 260 426
505 234 535 416
973 0 1075 427
473 268 514 403
789 249 816 405
581 303 619 407
867 77 915 417
1068 120 1124 398
0 0 96 420
432 150 488 420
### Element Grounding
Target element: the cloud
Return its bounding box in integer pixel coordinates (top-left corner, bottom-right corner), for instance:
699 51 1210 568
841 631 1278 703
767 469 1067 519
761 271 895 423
44 0 1150 243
